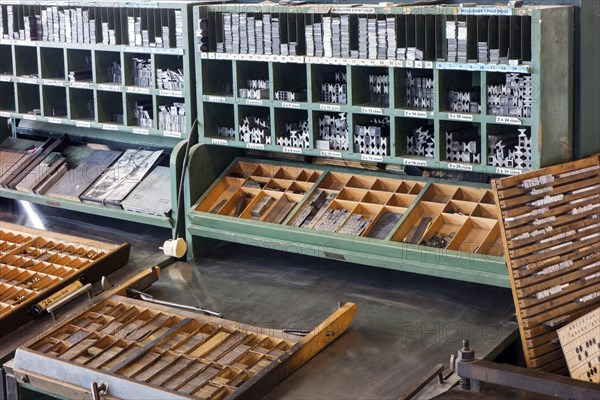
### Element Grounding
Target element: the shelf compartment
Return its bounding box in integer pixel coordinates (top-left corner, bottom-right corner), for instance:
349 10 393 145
97 91 124 125
155 54 184 91
475 222 503 256
126 93 153 129
15 46 38 78
312 200 356 232
370 178 401 192
40 48 65 80
196 176 246 213
67 49 93 82
337 202 382 236
391 201 445 244
452 187 487 203
351 66 389 107
0 82 16 112
42 86 67 118
336 188 368 202
273 62 307 103
124 54 152 88
450 217 498 254
203 102 235 140
312 64 347 104
201 59 233 96
442 121 481 164
0 45 13 75
69 88 95 121
260 193 304 224
439 70 481 114
363 205 406 240
157 96 186 133
486 72 532 118
237 61 269 100
353 113 390 157
396 117 434 159
228 161 258 179
419 213 468 249
395 69 434 111
238 105 271 145
361 190 393 205
218 187 259 217
421 183 457 203
17 83 40 115
471 203 498 219
95 51 122 85
486 124 532 170
444 200 477 216
314 111 349 152
274 108 309 149
387 193 416 208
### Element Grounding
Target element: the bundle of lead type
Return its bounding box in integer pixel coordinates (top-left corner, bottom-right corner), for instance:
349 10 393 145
108 61 121 84
156 68 184 91
239 115 271 144
317 113 349 151
319 71 347 104
274 90 306 102
239 79 269 100
158 102 186 133
448 88 481 113
369 74 389 106
487 73 533 118
488 128 532 169
216 126 235 139
354 117 390 156
132 58 152 87
195 18 209 52
276 120 310 149
446 126 481 163
446 20 467 62
405 71 434 110
217 13 292 56
407 124 435 158
133 100 153 128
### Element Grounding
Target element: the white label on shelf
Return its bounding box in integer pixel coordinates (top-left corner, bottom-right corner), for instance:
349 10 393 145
207 95 226 103
1 76 12 82
133 128 149 135
448 113 474 121
403 110 428 119
246 143 265 150
211 138 229 145
282 102 301 109
200 53 209 59
320 150 342 158
245 99 263 106
320 104 341 111
448 163 474 171
331 7 375 14
44 79 65 87
48 117 62 124
126 86 151 95
70 82 90 89
425 61 434 69
403 158 428 167
20 78 37 84
283 146 302 154
164 130 182 138
395 61 404 68
98 85 121 92
415 61 423 68
496 167 523 176
23 114 37 120
75 120 91 128
0 112 11 118
361 154 383 162
459 7 512 16
495 116 522 125
102 124 119 131
405 61 414 68
159 89 183 97
361 107 383 115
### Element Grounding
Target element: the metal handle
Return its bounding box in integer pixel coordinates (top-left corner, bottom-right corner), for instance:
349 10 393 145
91 381 108 400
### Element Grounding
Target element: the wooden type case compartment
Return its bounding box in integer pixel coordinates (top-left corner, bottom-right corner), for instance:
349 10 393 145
13 295 356 400
0 222 130 337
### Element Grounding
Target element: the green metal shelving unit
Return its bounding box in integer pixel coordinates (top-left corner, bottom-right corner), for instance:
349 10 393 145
0 0 201 235
184 4 573 286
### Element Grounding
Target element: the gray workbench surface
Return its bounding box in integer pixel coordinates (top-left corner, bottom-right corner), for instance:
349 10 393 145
1 199 518 399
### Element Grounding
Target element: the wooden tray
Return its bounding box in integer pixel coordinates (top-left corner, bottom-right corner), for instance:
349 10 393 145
11 294 356 400
0 222 130 337
492 154 600 373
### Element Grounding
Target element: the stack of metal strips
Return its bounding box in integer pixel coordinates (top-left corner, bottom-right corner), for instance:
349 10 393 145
127 16 135 46
478 41 488 63
156 68 184 91
318 112 349 151
219 13 230 53
231 13 240 53
305 22 314 56
386 16 396 60
134 100 153 128
275 90 306 102
276 120 310 149
445 126 480 163
354 117 390 156
291 190 335 228
175 10 184 48
256 17 264 54
217 126 235 138
247 14 256 54
7 6 15 39
456 21 467 63
23 15 39 41
368 17 377 59
405 70 434 110
341 15 350 58
239 13 248 53
407 124 435 158
272 17 281 55
239 116 271 144
319 71 347 104
158 102 186 133
406 46 424 61
358 17 368 59
0 7 3 38
314 208 351 232
132 58 152 87
133 16 142 46
239 79 269 100
377 18 387 59
263 14 272 55
322 16 332 57
331 16 341 58
108 61 121 84
195 18 209 52
339 214 375 236
487 73 533 118
369 74 389 106
446 20 457 62
448 88 481 114
488 128 532 169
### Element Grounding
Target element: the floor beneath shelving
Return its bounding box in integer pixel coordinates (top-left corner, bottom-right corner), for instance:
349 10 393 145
1 198 523 400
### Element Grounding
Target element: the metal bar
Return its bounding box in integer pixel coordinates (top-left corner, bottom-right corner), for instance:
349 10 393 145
456 359 599 400
398 363 444 400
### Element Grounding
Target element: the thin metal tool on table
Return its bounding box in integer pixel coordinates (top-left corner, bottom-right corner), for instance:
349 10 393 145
127 288 223 318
